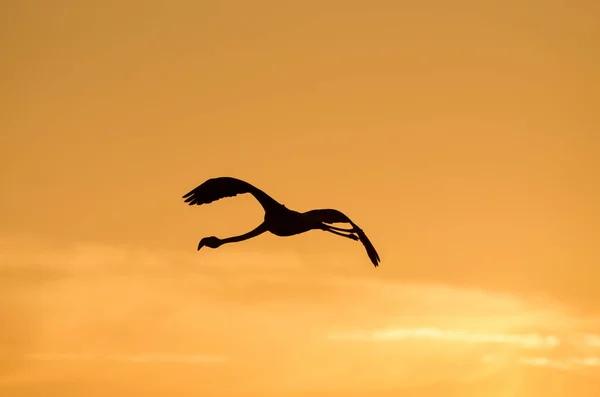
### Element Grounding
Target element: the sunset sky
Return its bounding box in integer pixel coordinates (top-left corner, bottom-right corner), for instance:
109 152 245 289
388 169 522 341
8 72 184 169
1 1 599 396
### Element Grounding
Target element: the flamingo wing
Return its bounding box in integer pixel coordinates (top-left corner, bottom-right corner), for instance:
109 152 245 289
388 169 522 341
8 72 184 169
182 177 280 212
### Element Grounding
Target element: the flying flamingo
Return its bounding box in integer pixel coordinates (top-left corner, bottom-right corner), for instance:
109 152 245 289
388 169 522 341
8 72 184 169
182 177 380 267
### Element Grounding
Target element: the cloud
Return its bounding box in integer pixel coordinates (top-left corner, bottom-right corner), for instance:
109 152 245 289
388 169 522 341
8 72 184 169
0 278 38 377
328 327 562 349
320 281 600 385
24 353 227 365
0 236 311 283
3 235 600 393
519 356 600 370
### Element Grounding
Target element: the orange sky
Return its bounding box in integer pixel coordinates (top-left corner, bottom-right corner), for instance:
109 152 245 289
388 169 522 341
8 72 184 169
1 1 599 396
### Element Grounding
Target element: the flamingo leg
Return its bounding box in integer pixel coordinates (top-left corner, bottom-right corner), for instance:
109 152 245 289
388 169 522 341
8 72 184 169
325 227 359 241
325 224 356 233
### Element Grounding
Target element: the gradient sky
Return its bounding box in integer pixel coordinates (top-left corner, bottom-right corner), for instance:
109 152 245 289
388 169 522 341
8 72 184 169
1 1 599 396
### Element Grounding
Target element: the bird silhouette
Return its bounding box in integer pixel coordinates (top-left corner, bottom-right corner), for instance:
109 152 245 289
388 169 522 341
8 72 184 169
182 177 381 267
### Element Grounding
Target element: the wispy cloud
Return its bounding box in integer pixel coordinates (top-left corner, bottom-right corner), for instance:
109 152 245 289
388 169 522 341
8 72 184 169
328 327 562 349
519 356 600 370
0 237 306 278
24 353 227 365
328 325 600 371
323 280 600 380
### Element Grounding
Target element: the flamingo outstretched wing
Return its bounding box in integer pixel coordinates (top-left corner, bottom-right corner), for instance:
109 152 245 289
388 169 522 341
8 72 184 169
183 177 280 212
